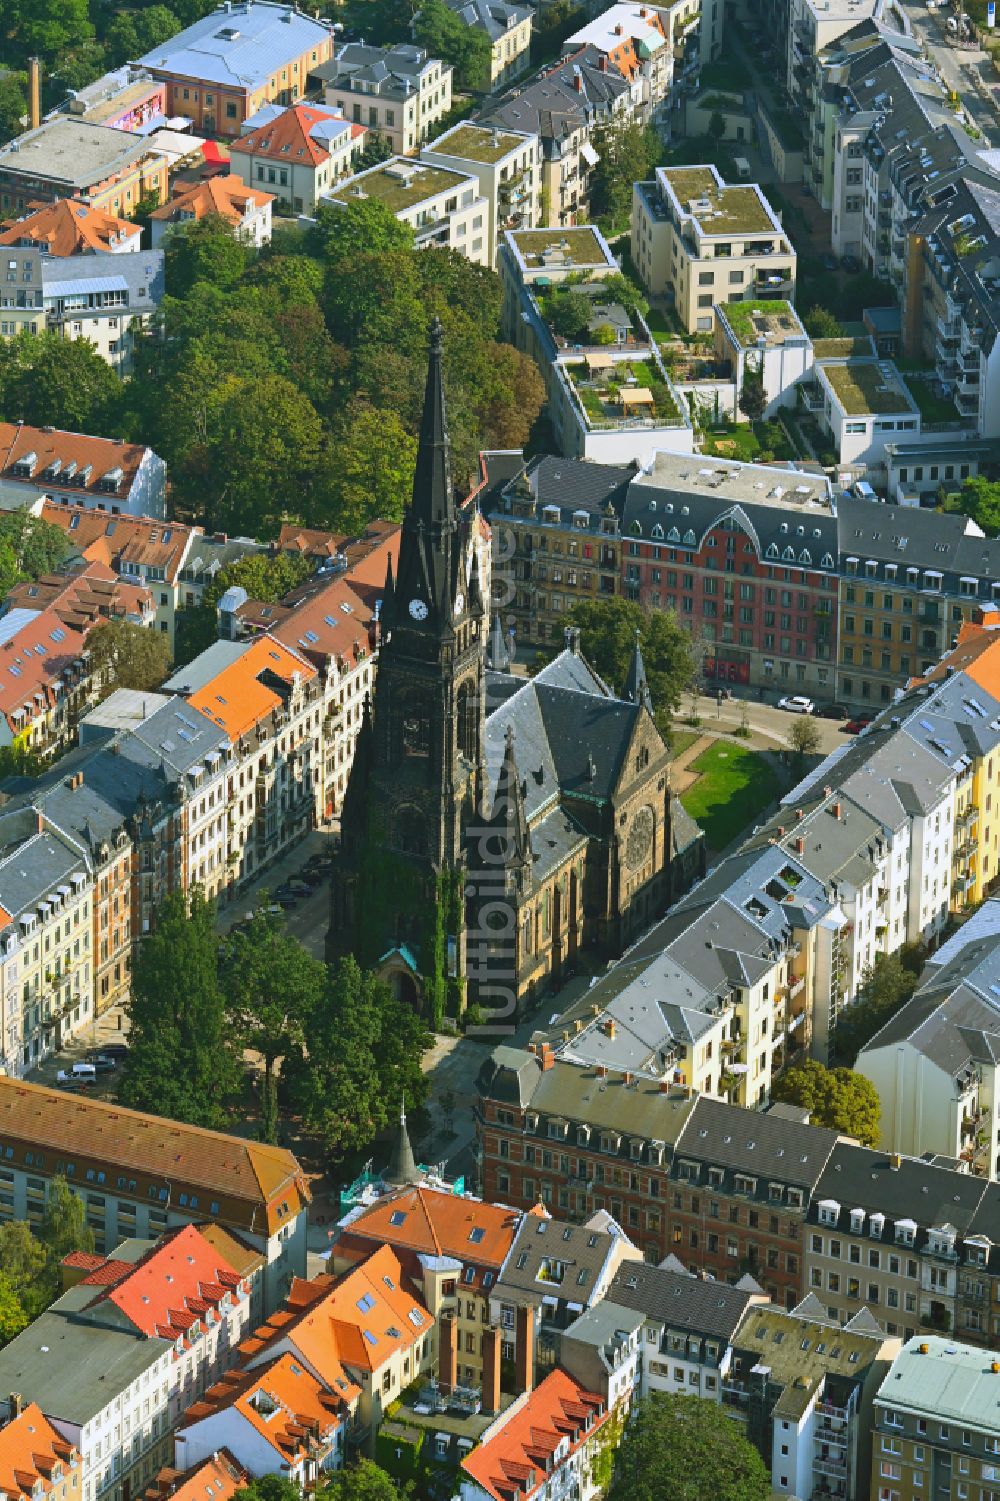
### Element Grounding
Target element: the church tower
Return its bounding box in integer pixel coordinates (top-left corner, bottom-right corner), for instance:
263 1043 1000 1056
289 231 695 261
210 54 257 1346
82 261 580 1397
331 320 485 993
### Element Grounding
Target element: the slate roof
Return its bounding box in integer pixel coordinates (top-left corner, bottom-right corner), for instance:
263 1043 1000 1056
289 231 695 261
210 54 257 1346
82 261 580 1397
673 1095 841 1189
837 496 1000 597
487 453 633 528
479 45 630 156
316 42 448 98
808 1141 990 1234
557 949 721 1075
140 2 333 91
444 0 533 42
605 1261 760 1340
861 932 1000 1070
0 825 87 922
495 1212 631 1306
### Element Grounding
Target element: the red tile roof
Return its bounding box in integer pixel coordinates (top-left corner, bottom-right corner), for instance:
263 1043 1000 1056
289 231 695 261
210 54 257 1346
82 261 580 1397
148 176 273 227
180 1354 356 1463
0 199 140 256
337 1186 520 1292
244 576 373 672
460 1368 608 1501
188 635 317 740
0 1403 80 1501
231 104 365 168
0 423 150 500
5 560 153 631
0 607 88 736
143 1449 249 1501
75 1224 244 1342
40 504 193 581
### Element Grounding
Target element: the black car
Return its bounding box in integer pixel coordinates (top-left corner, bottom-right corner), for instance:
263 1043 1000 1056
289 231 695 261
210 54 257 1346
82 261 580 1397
841 253 861 274
816 702 849 719
89 1055 118 1073
90 1043 129 1061
820 252 839 272
273 885 299 907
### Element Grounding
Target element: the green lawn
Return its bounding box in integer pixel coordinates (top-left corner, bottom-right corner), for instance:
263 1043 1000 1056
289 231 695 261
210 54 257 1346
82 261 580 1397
680 742 781 851
700 418 799 463
902 375 962 424
668 728 700 759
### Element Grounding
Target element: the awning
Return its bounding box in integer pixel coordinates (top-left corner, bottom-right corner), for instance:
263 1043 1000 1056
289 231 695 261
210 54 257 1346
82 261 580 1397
45 274 128 298
585 351 614 372
202 139 229 164
620 386 654 410
580 141 600 168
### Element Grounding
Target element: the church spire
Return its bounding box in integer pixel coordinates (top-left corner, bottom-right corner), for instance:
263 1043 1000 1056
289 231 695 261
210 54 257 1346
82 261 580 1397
486 612 510 672
624 629 653 714
384 1097 420 1187
380 551 395 635
411 316 454 533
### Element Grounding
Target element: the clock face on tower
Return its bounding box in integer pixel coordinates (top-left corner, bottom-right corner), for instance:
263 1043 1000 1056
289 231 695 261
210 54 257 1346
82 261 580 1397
409 598 429 621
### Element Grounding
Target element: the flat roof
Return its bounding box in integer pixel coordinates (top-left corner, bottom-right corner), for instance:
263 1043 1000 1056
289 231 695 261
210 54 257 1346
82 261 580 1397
140 0 331 91
820 359 916 416
0 119 161 190
634 450 832 508
661 166 780 237
507 225 615 271
429 122 526 164
878 1336 1000 1427
718 299 806 349
328 158 474 212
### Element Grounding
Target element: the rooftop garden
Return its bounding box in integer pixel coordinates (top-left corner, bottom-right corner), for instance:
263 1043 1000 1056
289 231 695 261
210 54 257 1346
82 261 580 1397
513 226 611 270
330 161 464 213
662 167 777 236
435 123 523 163
821 361 914 416
566 358 686 429
901 374 963 423
537 274 649 345
720 298 802 348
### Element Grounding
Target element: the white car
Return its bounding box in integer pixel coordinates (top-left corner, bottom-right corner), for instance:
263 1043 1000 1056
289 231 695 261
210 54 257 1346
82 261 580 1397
778 695 816 715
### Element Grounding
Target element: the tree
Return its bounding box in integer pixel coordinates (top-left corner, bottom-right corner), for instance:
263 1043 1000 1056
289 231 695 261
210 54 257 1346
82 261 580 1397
0 511 71 595
557 597 695 712
833 951 917 1063
309 198 414 264
0 1274 29 1346
0 72 28 145
942 475 1000 536
283 956 431 1161
163 214 252 298
543 288 595 342
788 714 820 758
121 889 241 1128
738 355 767 422
0 1220 50 1321
708 109 728 143
590 119 662 226
0 332 121 431
232 1481 302 1501
803 305 843 339
38 1175 94 1263
414 0 492 89
87 619 173 695
772 1059 881 1146
357 131 394 171
6 0 94 69
322 1461 409 1501
323 400 418 533
220 909 327 1143
609 1393 770 1501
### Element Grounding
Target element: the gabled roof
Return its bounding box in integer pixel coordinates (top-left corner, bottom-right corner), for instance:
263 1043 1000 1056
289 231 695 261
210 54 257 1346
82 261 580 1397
460 1366 608 1501
40 503 193 580
180 1353 352 1462
0 607 88 736
76 1224 244 1342
338 1184 520 1274
231 103 366 165
188 636 316 740
606 1262 762 1340
0 1404 79 1500
673 1095 841 1189
1 423 154 500
143 1449 249 1501
149 176 273 227
0 198 140 256
5 560 152 631
140 2 333 92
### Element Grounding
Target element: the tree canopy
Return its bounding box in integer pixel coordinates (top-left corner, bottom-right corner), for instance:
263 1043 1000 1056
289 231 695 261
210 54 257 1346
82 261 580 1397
87 619 173 695
414 0 493 90
609 1393 771 1501
942 475 1000 536
322 1461 410 1501
555 597 695 712
833 951 918 1064
772 1058 881 1146
0 332 121 431
590 119 662 227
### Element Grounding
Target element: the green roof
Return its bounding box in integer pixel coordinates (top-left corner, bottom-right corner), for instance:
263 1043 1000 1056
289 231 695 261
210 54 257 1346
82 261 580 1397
719 300 804 348
329 160 471 213
662 167 779 237
820 360 916 417
431 123 524 164
878 1337 1000 1430
510 226 613 270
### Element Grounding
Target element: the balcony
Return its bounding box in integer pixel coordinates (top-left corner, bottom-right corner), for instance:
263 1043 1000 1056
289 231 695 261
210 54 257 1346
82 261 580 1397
813 1457 848 1479
817 1401 849 1420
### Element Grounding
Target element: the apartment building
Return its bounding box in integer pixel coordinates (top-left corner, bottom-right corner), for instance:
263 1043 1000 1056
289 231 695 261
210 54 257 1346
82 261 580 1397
0 246 46 338
729 1298 899 1501
0 609 93 757
803 20 892 216
5 560 154 633
318 44 453 156
441 0 534 89
787 0 878 111
713 300 814 419
620 450 837 696
330 1185 521 1392
139 2 335 137
0 1402 82 1501
0 198 141 256
142 1452 249 1501
871 1336 1000 1501
563 3 680 125
459 1367 611 1501
0 1077 310 1309
811 357 923 473
500 224 693 461
631 164 795 334
835 496 1000 708
0 423 167 518
603 1260 767 1403
421 123 540 265
484 452 630 650
237 1246 434 1454
229 103 366 217
325 158 490 265
148 179 274 249
480 48 634 227
41 250 165 375
0 120 167 219
803 1144 997 1342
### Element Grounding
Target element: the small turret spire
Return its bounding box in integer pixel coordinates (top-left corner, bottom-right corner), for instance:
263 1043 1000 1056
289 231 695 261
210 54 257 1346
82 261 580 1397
486 612 510 672
384 1095 420 1187
624 628 653 714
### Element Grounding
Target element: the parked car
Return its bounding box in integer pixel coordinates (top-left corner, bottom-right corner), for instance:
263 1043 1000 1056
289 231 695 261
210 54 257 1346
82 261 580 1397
90 1043 129 1062
87 1055 118 1073
840 254 861 273
820 252 839 272
816 702 850 720
273 885 299 907
777 695 816 714
844 714 874 734
57 1064 96 1085
56 1074 92 1090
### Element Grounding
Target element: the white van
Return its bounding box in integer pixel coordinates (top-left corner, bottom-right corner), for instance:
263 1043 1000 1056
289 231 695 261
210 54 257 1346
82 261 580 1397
733 156 752 180
57 1062 96 1083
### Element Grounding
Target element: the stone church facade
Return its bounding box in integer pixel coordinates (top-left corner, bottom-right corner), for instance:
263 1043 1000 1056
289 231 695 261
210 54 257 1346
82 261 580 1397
330 319 701 1019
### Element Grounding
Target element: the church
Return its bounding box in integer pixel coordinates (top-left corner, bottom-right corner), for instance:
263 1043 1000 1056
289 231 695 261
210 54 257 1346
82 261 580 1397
329 320 702 1021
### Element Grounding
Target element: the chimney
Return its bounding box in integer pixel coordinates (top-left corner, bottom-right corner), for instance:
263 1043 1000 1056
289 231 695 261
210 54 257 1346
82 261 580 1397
777 825 785 837
28 59 41 131
36 812 44 834
515 1303 535 1396
540 1042 555 1071
8 1393 23 1419
918 1342 929 1354
574 71 584 90
482 1326 502 1413
795 808 804 821
439 1312 458 1394
890 1152 901 1170
794 836 805 854
597 1064 608 1078
823 785 832 797
599 54 608 70
624 1070 633 1087
659 1079 673 1092
606 1018 616 1040
832 801 842 820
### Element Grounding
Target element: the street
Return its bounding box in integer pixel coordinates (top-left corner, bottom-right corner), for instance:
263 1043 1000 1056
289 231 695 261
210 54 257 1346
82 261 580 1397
897 0 1000 142
680 689 852 756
